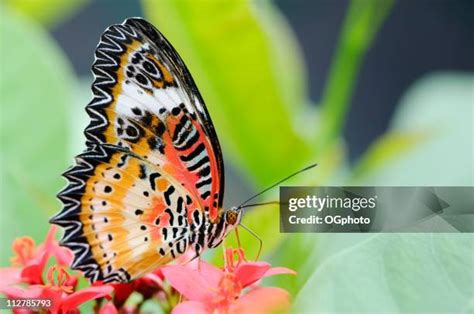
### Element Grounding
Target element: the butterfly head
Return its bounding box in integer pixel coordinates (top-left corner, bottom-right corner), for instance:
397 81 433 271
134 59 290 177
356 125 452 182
224 207 243 227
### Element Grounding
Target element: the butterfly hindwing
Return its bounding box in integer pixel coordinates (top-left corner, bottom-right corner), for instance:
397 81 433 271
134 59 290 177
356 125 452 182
53 145 197 282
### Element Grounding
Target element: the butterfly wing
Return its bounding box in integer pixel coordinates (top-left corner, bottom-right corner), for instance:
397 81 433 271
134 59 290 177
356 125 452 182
50 18 225 282
86 17 224 214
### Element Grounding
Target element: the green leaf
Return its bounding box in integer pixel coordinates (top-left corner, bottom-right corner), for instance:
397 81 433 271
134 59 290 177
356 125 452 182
351 130 430 182
4 0 90 27
293 234 474 313
359 73 474 185
142 0 312 184
291 73 474 311
0 8 74 263
317 0 394 152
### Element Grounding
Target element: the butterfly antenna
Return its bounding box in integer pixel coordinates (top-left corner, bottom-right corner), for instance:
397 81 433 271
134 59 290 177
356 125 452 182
238 201 280 209
239 223 263 261
237 163 318 209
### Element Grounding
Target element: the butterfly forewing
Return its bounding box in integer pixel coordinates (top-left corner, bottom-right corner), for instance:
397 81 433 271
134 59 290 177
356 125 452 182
51 18 225 282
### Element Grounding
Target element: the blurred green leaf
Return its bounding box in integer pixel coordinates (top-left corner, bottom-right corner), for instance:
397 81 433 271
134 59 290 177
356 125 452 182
293 234 474 313
142 0 312 185
0 8 74 263
4 0 89 27
291 72 474 311
317 0 394 152
351 130 430 182
359 73 474 185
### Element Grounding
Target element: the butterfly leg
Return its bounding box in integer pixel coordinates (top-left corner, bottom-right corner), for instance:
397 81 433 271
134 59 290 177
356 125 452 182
234 227 242 250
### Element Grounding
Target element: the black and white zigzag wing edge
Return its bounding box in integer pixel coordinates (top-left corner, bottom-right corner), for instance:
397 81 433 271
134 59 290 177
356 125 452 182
50 145 116 282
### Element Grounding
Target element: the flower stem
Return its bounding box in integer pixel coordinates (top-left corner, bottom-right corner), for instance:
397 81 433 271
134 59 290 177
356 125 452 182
316 0 395 153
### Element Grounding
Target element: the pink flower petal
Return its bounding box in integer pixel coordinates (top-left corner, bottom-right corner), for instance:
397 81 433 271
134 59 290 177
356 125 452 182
172 301 210 314
264 267 297 277
0 285 42 299
193 261 223 287
161 265 216 302
0 267 22 289
60 285 114 312
234 262 271 288
39 226 73 266
100 302 118 314
230 287 290 314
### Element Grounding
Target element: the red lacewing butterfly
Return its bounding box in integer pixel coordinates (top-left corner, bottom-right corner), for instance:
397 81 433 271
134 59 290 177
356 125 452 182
50 18 242 283
50 17 317 284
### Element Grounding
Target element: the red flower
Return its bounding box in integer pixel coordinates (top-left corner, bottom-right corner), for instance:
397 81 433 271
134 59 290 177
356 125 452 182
162 248 296 314
1 266 113 314
0 226 72 287
109 268 165 309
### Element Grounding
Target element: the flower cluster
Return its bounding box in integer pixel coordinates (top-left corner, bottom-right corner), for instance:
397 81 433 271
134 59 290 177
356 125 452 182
0 226 112 313
0 227 295 313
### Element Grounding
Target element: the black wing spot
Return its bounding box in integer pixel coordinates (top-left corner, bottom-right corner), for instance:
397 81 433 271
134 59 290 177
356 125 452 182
143 60 158 75
126 126 138 137
141 111 153 126
193 210 201 226
164 185 175 206
198 166 211 177
176 197 184 214
139 164 147 179
186 195 193 205
131 107 142 116
149 172 161 191
196 177 212 189
171 107 181 116
136 73 148 85
155 122 166 136
165 208 174 226
117 154 128 167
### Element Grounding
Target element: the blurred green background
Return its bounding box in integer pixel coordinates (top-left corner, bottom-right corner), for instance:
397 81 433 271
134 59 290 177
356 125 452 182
1 0 473 312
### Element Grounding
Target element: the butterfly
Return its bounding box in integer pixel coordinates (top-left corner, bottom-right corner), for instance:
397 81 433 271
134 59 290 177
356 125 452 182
50 18 243 283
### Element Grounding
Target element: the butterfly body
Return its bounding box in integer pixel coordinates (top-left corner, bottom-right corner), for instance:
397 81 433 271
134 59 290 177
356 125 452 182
50 18 240 283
